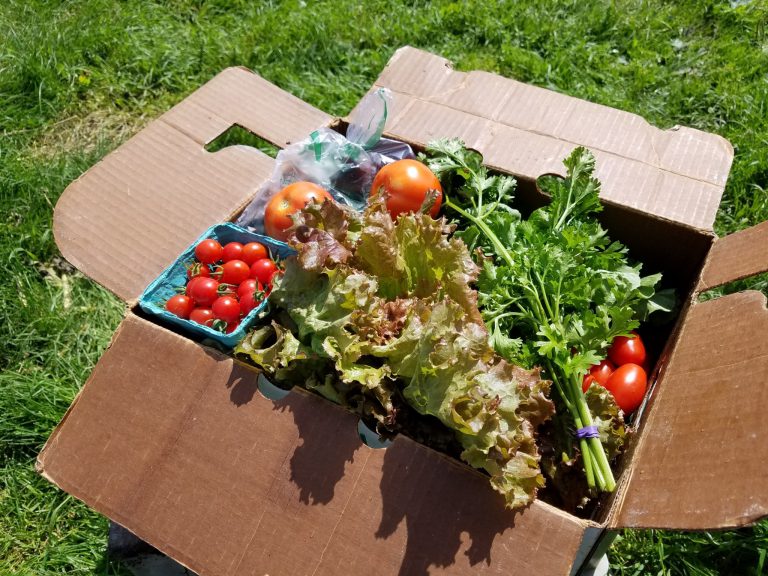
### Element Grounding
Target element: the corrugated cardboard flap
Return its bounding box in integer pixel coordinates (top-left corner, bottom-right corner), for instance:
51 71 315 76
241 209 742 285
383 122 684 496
698 220 768 292
38 314 589 576
53 67 332 302
365 46 733 230
613 290 768 529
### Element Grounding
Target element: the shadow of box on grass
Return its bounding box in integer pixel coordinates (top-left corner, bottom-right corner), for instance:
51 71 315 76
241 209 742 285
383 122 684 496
138 222 295 349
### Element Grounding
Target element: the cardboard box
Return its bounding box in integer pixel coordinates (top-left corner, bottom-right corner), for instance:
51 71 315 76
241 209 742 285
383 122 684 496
39 47 768 575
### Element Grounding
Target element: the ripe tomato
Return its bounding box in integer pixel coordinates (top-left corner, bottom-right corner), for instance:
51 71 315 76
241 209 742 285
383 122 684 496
165 295 195 319
264 181 333 241
608 332 647 367
371 159 442 219
185 276 203 298
240 290 263 315
216 259 251 285
237 279 261 299
222 242 244 262
250 258 279 285
604 363 647 414
189 307 214 326
588 359 615 387
212 296 241 324
582 373 596 393
189 277 220 307
225 321 241 334
186 262 210 279
241 242 268 265
194 239 223 264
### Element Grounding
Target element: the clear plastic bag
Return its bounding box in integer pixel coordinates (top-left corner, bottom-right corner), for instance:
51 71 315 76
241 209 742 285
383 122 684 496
236 88 413 233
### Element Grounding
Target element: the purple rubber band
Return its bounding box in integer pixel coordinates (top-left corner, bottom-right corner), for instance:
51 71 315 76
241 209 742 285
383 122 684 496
575 425 600 439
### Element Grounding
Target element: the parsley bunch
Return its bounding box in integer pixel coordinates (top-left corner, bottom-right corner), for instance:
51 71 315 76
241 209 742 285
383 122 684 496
425 140 668 493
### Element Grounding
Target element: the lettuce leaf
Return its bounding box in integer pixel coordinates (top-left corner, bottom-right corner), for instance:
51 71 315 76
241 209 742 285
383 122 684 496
236 195 554 508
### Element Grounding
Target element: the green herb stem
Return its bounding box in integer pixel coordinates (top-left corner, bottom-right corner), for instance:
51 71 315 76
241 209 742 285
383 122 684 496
550 361 605 491
580 434 597 490
568 373 616 491
534 271 556 320
546 365 575 415
553 177 580 232
445 197 516 268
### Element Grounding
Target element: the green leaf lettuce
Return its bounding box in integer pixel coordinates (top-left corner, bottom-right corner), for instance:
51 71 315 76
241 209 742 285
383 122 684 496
236 195 554 508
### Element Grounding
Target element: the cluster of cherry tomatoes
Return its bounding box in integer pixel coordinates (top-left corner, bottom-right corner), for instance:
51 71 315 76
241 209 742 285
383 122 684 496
583 332 649 415
164 238 281 333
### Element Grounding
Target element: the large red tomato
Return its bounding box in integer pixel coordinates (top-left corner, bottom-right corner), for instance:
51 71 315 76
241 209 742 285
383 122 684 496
371 159 442 219
588 359 615 386
264 182 332 241
604 363 648 414
607 332 647 367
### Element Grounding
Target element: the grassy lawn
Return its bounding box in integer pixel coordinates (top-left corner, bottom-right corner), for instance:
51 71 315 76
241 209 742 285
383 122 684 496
1 0 767 574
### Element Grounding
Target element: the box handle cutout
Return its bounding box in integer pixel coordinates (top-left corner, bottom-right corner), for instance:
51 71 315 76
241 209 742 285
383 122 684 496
258 374 393 449
697 271 768 303
256 374 291 401
205 124 280 158
698 220 768 295
357 420 393 449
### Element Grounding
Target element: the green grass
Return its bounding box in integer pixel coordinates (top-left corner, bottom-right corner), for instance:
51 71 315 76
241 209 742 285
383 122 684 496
1 0 767 574
611 526 768 576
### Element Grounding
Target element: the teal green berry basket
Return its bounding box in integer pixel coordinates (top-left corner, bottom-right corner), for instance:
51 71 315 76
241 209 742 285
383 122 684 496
138 223 295 349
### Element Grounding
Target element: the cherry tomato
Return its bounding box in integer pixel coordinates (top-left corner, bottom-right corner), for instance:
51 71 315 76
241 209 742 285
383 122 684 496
225 321 241 334
608 332 647 367
216 259 251 285
189 277 220 307
264 181 333 241
222 242 244 262
185 276 203 298
186 262 210 279
371 159 442 219
165 295 195 319
241 242 268 265
582 373 596 393
588 359 616 387
604 363 648 414
212 296 241 324
250 258 279 285
194 239 223 264
189 307 215 326
237 279 262 299
239 290 263 316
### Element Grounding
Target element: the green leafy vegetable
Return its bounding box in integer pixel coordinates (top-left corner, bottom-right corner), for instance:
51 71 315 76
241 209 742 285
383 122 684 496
236 195 554 508
425 140 671 495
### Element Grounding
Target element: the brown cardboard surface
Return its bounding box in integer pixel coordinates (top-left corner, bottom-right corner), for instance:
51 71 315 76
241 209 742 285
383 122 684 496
53 68 332 302
614 291 768 529
698 220 768 292
44 47 767 572
38 314 588 576
364 46 733 230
